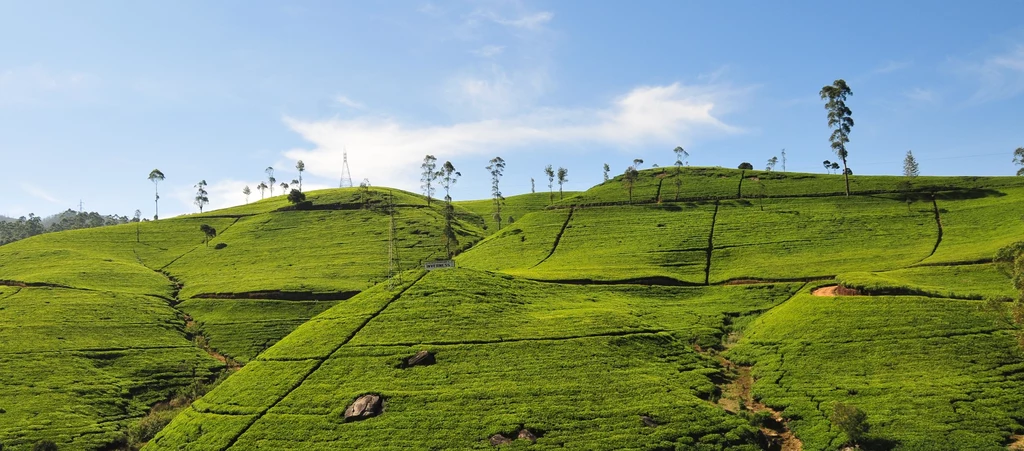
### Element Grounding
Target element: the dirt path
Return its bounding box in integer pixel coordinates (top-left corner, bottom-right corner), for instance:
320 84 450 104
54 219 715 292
1010 434 1024 450
811 285 861 297
714 355 802 451
185 314 241 370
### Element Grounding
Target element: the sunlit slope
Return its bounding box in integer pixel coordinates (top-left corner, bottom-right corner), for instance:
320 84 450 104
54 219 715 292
0 219 232 450
169 188 485 298
176 298 337 364
0 187 487 449
728 284 1024 450
458 204 714 283
836 263 1016 300
455 191 580 231
0 287 221 450
166 187 485 362
460 195 943 283
149 269 801 450
709 195 936 282
0 216 236 296
571 167 1024 206
922 186 1024 264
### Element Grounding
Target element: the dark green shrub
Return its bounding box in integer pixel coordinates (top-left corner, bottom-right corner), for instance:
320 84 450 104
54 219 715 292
287 189 306 205
32 440 58 451
127 408 178 447
831 402 869 445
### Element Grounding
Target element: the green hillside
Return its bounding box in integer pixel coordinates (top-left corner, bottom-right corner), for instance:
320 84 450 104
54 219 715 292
0 187 486 450
455 191 581 231
4 170 1024 450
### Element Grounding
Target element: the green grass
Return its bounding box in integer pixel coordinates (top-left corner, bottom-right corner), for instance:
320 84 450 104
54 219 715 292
462 194 940 284
0 186 485 450
728 285 1024 450
168 202 483 298
0 287 221 450
177 299 339 363
570 167 1024 207
6 174 1024 450
837 263 1016 300
710 195 936 282
455 191 580 231
460 203 715 283
923 187 1024 264
148 268 802 450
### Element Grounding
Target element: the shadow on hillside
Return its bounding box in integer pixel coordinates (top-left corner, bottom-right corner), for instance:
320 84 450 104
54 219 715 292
932 188 1006 200
872 188 1006 203
860 436 900 451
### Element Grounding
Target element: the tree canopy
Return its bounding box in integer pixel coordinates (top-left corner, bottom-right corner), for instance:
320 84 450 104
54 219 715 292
820 79 854 195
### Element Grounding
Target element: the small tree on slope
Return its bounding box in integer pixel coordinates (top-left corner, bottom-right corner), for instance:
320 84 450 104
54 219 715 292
1013 147 1024 176
421 154 438 205
903 150 920 178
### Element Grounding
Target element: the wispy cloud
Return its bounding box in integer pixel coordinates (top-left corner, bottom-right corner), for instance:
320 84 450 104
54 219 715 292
335 95 365 109
490 11 553 30
467 9 554 31
952 44 1024 103
471 45 506 58
903 87 937 103
283 82 745 192
871 60 912 75
21 183 60 204
444 62 550 117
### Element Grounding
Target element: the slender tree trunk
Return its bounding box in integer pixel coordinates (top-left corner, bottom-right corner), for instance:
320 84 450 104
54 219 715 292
154 186 159 220
841 156 850 196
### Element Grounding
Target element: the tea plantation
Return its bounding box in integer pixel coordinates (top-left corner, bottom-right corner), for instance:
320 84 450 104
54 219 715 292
3 169 1024 450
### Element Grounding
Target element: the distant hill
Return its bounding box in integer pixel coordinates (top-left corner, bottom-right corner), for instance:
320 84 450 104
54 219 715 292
0 209 133 246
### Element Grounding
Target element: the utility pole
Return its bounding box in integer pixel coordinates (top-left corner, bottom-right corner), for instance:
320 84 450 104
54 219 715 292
78 200 84 214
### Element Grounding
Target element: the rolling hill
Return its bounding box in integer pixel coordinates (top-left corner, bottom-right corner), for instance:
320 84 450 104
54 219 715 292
2 169 1024 450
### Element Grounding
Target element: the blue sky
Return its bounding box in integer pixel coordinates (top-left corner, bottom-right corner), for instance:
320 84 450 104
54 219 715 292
1 1 1023 218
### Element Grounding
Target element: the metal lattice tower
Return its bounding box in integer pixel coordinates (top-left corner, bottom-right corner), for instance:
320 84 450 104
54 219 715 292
339 148 353 188
386 191 403 290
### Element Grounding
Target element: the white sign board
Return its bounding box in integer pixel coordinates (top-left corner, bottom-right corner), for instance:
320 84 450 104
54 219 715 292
424 260 456 271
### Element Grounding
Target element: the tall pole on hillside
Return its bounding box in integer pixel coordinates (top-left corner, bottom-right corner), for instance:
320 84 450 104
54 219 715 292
340 148 353 188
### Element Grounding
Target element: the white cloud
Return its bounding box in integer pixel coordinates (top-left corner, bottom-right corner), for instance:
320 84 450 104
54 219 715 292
903 87 937 103
953 44 1024 103
469 10 553 31
471 45 506 58
492 11 552 30
283 82 743 192
20 183 60 204
336 95 365 109
871 60 912 75
445 63 550 117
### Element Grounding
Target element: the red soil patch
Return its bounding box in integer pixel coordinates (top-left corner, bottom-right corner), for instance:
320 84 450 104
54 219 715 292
1010 434 1024 450
811 285 862 297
